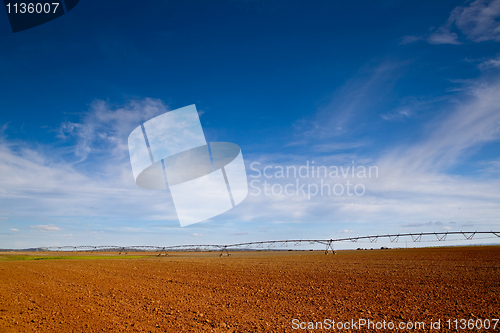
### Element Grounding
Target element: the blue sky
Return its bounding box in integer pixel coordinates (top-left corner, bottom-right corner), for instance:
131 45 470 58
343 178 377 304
0 0 499 249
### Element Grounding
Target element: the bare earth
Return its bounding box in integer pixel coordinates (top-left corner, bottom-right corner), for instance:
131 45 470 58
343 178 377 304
0 246 499 332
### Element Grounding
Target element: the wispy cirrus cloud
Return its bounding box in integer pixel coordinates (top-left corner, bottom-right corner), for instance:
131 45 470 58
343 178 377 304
232 57 500 236
381 108 413 121
0 98 180 247
479 55 500 70
479 160 500 175
310 141 369 153
401 221 471 231
293 60 409 142
1 85 498 248
451 0 500 42
30 224 62 232
404 0 500 45
427 27 461 45
57 98 168 162
379 78 500 173
400 35 424 45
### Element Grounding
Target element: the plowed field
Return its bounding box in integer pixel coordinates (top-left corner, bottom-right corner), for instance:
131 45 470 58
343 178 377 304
0 246 499 332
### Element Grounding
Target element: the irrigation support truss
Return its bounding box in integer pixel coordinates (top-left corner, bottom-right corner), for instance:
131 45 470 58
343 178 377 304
37 231 500 256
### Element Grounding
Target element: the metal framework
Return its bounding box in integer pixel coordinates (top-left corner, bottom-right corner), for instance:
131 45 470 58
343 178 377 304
37 231 500 256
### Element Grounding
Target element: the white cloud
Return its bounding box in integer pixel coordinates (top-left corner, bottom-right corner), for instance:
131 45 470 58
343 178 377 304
379 79 500 173
30 224 62 232
292 60 408 143
57 98 168 162
382 96 449 122
1 92 498 248
453 0 500 42
426 0 500 45
381 108 413 121
427 28 461 45
479 55 500 70
0 217 8 220
479 159 500 175
203 60 499 239
122 227 142 232
10 228 18 232
0 98 181 248
311 142 368 153
400 35 424 45
231 76 500 234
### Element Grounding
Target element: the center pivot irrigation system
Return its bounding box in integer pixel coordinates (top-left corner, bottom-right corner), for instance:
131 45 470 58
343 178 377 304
38 231 500 257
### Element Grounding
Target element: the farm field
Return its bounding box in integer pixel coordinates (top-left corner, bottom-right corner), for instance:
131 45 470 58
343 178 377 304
0 246 499 332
